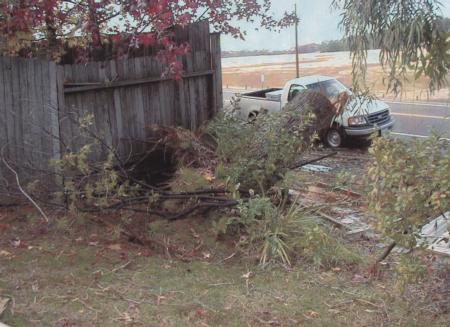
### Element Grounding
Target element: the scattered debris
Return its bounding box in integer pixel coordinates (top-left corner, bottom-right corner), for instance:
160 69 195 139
0 297 10 327
304 310 320 319
107 244 122 251
301 164 333 173
292 151 338 170
0 297 9 316
0 251 12 258
317 210 371 237
290 180 372 238
420 212 450 257
316 182 362 198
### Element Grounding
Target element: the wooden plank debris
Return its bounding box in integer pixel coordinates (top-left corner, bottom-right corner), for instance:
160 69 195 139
301 164 332 173
0 297 10 325
420 212 450 257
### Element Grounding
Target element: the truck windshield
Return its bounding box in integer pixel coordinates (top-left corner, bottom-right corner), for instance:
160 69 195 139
306 79 348 99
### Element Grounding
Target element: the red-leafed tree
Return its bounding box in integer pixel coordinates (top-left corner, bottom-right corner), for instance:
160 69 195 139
0 0 296 76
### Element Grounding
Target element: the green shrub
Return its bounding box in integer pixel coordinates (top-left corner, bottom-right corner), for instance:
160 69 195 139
395 255 427 292
209 90 335 193
296 224 361 268
366 135 450 248
169 167 211 193
215 196 360 268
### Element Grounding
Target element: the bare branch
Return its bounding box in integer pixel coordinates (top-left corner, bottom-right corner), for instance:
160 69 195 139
1 146 50 223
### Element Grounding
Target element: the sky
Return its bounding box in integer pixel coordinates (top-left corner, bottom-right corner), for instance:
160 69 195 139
221 0 450 52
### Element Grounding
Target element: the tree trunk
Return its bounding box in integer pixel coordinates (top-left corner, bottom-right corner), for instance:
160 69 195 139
45 0 58 59
87 0 104 60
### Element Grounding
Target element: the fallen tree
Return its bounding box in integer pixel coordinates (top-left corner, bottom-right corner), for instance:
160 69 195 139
1 90 342 262
210 90 336 192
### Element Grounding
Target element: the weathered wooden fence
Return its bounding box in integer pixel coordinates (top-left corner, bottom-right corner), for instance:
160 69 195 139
0 21 222 202
0 57 62 202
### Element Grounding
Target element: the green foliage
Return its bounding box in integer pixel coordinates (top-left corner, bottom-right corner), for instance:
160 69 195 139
51 114 141 213
215 196 360 268
319 39 349 52
296 224 361 268
211 113 295 192
395 255 428 292
223 197 297 265
211 90 337 194
334 0 450 93
366 136 450 248
55 216 71 231
333 171 353 189
169 167 211 193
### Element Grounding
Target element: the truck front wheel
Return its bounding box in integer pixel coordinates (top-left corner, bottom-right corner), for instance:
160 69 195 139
324 128 343 148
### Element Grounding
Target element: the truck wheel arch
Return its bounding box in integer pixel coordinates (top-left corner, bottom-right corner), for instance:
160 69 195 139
323 124 344 148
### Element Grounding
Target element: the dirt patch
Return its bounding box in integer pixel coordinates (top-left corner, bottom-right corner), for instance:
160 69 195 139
223 63 450 102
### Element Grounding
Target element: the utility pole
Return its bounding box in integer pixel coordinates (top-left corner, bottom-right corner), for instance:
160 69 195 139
295 3 300 78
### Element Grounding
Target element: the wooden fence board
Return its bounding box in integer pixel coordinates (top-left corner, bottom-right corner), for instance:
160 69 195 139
49 62 61 163
210 33 223 114
0 58 9 190
40 59 52 167
27 59 40 166
3 58 16 164
18 60 29 168
11 57 21 165
0 57 61 202
0 21 223 201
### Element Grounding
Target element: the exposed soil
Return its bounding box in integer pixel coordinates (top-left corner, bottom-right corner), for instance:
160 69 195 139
223 62 450 103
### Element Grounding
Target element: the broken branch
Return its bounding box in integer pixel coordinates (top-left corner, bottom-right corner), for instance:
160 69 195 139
1 146 49 223
290 152 338 170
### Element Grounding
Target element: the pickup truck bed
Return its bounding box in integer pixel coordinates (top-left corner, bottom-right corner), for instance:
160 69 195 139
237 88 283 119
241 88 282 99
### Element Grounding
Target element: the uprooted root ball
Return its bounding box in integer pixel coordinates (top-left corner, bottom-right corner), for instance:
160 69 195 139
211 90 336 192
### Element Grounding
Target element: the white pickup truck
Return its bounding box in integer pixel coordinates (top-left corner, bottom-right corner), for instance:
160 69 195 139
234 75 395 147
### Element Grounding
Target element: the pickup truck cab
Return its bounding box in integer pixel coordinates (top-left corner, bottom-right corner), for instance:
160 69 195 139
234 75 395 147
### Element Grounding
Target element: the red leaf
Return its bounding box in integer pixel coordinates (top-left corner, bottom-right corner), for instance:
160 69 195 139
137 33 156 46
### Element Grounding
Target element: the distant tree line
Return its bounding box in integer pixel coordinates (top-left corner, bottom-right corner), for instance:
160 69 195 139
223 16 450 57
437 16 450 32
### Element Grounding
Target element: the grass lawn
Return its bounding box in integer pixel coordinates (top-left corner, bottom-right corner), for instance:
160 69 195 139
1 205 448 327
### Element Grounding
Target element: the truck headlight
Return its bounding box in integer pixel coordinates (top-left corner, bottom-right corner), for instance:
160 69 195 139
348 116 367 126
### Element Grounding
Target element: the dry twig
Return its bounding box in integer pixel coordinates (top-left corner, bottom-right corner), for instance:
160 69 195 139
1 145 49 223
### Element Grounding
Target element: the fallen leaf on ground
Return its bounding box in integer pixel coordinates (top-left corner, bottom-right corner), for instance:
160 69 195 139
137 249 152 257
108 244 122 251
11 238 26 248
0 250 12 258
156 295 166 306
190 228 200 239
195 308 206 318
242 271 253 279
304 310 320 319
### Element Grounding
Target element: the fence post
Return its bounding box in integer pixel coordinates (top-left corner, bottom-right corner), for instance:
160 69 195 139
210 33 223 114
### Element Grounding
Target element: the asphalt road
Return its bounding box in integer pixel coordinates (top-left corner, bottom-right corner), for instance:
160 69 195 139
223 90 450 140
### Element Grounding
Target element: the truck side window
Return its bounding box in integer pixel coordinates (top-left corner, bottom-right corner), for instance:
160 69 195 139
288 84 306 101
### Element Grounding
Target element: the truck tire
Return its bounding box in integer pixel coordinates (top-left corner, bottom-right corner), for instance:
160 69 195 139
324 128 343 148
248 111 259 122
